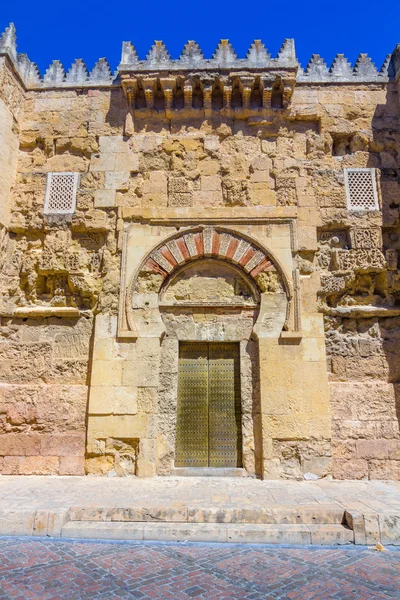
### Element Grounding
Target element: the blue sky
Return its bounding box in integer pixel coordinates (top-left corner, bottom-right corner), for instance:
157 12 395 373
1 0 399 75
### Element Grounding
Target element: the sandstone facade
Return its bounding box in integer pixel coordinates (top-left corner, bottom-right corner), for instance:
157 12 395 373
0 24 399 479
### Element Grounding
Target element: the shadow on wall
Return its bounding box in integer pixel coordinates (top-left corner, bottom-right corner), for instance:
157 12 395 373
246 338 263 478
104 83 310 139
370 66 400 477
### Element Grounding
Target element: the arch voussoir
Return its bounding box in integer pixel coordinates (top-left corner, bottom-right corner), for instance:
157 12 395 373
142 226 282 292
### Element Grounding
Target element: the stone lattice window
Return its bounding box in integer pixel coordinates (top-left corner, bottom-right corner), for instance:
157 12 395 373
44 172 79 215
344 168 379 211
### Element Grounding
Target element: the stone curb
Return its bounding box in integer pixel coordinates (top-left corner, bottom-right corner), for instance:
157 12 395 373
0 506 399 545
0 509 69 537
61 521 354 545
68 504 346 525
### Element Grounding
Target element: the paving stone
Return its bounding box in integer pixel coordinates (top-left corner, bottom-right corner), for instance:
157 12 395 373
0 538 399 599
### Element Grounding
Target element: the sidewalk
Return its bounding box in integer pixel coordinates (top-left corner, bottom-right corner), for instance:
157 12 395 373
0 476 399 545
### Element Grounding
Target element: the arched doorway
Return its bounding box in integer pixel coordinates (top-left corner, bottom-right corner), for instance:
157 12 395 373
158 258 261 474
126 227 290 476
87 224 332 479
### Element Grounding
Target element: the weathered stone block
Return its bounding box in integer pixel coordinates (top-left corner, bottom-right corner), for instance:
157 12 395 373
115 153 139 172
99 135 128 154
369 460 400 480
13 456 60 475
0 509 36 536
200 175 221 192
59 456 85 475
192 190 223 206
0 433 41 456
40 433 85 457
332 459 368 480
104 171 129 191
204 136 219 152
91 361 123 386
248 183 276 206
88 414 147 439
143 171 168 194
94 189 115 208
356 439 388 460
90 153 116 172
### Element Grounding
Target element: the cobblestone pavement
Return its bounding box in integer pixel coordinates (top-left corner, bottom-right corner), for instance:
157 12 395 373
0 537 399 600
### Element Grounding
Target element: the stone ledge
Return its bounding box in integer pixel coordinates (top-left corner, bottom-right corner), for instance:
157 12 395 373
121 206 298 223
116 328 138 340
280 330 303 341
68 502 345 525
12 307 81 319
172 467 248 478
322 305 400 318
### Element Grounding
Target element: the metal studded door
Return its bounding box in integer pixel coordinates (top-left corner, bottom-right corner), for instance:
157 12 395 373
175 342 242 468
175 343 209 467
208 343 242 468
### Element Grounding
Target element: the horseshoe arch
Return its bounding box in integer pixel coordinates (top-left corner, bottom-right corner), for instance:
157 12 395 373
123 226 295 339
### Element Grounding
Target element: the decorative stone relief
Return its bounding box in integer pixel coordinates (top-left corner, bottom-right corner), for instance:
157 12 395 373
333 249 387 273
166 240 185 265
183 233 198 257
350 228 382 250
203 227 213 255
318 230 349 248
321 275 347 295
121 227 296 338
386 249 398 270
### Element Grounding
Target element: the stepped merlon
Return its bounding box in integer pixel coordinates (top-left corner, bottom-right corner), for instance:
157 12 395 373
0 23 399 89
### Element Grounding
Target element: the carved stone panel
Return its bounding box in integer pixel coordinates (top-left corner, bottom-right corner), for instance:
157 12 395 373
320 275 346 295
350 228 382 250
333 249 386 273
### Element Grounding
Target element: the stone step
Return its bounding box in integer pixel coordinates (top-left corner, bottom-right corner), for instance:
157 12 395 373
61 521 354 545
68 504 346 525
172 468 247 477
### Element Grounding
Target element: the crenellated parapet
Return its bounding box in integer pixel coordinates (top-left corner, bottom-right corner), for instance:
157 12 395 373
0 22 399 96
0 23 115 88
119 38 297 70
297 52 393 83
119 39 297 111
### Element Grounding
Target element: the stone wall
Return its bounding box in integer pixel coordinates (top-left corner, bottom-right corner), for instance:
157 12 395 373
0 316 91 474
0 29 399 478
327 315 400 480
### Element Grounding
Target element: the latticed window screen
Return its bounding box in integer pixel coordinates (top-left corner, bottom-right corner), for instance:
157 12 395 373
344 168 379 211
44 173 79 215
